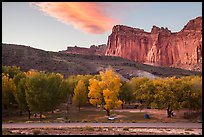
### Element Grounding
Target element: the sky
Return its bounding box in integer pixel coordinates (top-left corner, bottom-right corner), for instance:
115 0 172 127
2 2 202 52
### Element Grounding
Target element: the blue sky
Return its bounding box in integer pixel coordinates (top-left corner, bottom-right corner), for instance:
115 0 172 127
2 2 202 52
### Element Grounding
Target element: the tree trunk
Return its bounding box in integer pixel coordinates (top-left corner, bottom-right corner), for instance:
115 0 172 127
66 94 71 120
28 110 31 119
66 102 69 117
104 108 110 116
40 112 42 121
167 107 172 118
66 103 68 121
121 103 124 109
19 110 22 116
4 105 8 110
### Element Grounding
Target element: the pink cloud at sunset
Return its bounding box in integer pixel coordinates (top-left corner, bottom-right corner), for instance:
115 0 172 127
32 2 117 34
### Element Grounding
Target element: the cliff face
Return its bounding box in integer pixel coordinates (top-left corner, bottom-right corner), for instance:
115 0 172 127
60 44 106 55
105 16 202 71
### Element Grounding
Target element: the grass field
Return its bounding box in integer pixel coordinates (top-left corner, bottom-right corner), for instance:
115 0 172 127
3 102 201 123
2 103 159 123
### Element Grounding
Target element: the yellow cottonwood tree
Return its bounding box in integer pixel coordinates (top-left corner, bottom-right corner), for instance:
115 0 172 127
2 73 16 109
88 68 122 116
72 80 87 111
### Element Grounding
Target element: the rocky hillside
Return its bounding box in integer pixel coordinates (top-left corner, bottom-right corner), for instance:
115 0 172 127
105 16 202 72
2 44 201 79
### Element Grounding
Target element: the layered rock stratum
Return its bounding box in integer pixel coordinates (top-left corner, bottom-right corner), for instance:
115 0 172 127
105 16 202 71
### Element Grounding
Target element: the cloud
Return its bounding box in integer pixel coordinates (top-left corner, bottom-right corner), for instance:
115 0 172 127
32 2 117 34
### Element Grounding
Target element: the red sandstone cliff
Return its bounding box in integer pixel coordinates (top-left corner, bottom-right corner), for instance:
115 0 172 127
105 16 202 71
60 44 106 55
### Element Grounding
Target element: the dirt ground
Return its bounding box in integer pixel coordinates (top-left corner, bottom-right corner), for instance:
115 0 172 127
115 108 201 123
3 108 202 135
2 127 202 135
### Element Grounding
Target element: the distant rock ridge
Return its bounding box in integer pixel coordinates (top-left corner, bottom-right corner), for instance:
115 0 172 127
59 44 106 55
105 16 202 71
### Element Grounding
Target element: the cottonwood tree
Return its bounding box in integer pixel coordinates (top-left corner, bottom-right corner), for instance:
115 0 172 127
2 65 21 110
2 73 16 110
25 70 68 120
139 79 156 108
131 77 149 101
66 75 79 96
119 81 134 109
153 77 184 117
25 71 49 120
72 80 87 111
67 74 94 95
159 76 202 117
13 72 31 119
2 66 21 79
46 73 65 113
26 71 62 120
66 75 93 106
181 76 202 111
88 68 122 116
58 78 72 120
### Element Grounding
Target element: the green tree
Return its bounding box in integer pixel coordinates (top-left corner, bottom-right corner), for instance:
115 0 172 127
127 77 149 111
67 74 94 96
88 68 122 116
181 76 202 111
72 80 87 111
17 78 31 119
59 79 71 102
130 77 149 102
25 70 68 120
139 79 156 108
66 75 79 95
119 81 134 109
25 71 51 120
46 73 65 113
153 77 182 117
13 72 31 119
60 78 72 119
